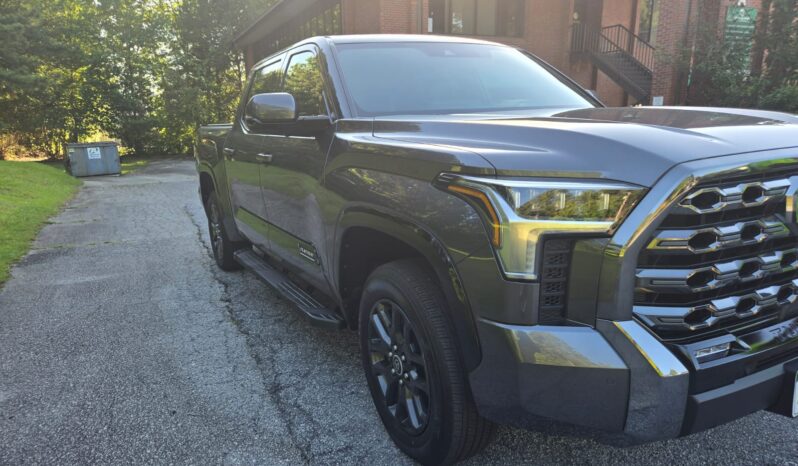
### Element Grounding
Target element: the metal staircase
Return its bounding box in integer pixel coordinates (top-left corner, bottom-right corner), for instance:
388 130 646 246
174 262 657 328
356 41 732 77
571 23 655 103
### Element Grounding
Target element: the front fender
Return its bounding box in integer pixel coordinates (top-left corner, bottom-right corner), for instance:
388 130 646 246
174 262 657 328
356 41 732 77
334 206 483 372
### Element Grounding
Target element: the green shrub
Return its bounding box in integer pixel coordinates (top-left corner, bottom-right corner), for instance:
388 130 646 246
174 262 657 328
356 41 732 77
759 85 798 113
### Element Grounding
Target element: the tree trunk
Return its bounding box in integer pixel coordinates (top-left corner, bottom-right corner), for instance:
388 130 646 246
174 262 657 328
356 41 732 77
751 0 772 78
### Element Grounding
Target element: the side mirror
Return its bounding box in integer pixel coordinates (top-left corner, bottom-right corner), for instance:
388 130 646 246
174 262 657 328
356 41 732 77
245 92 298 126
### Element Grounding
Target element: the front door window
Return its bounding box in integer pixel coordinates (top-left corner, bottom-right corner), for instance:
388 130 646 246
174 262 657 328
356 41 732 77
283 51 327 117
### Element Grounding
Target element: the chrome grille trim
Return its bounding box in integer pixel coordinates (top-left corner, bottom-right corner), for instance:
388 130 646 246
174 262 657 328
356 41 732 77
600 151 798 327
636 247 798 293
627 159 798 339
646 217 789 253
677 179 790 214
635 279 798 332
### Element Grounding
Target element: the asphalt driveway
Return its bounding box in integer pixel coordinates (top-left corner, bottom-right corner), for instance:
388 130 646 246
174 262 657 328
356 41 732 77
1 159 797 465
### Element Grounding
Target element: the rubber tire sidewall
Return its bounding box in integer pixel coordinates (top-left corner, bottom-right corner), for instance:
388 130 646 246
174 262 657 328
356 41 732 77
359 260 464 465
206 192 242 271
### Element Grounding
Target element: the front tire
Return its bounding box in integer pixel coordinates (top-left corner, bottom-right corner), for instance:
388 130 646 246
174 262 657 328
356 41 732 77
359 260 495 465
205 192 243 271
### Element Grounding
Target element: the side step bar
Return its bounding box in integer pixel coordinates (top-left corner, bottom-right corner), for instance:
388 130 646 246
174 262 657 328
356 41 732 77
234 249 346 330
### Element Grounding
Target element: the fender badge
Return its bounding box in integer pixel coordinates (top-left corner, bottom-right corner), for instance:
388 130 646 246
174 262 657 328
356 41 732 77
298 243 319 264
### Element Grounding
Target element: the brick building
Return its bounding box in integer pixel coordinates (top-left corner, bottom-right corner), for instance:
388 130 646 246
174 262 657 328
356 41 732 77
234 0 763 107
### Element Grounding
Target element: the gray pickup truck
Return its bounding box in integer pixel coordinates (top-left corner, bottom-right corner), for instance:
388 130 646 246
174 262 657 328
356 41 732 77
195 34 798 465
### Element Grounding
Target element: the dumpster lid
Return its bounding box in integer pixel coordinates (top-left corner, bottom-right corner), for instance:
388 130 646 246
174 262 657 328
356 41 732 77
65 141 118 148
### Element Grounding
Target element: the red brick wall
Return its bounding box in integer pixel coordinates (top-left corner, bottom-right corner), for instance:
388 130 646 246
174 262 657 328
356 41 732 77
379 0 411 33
342 0 381 34
596 0 636 105
522 0 575 70
650 0 691 105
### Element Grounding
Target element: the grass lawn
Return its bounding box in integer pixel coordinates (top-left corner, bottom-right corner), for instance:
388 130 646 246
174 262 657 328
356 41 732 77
0 161 81 284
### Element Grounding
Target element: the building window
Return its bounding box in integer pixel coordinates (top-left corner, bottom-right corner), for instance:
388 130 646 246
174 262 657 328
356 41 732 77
433 0 524 37
637 0 659 44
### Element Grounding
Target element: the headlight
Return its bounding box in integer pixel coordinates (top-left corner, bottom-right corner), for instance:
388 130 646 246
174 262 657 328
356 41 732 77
440 174 646 280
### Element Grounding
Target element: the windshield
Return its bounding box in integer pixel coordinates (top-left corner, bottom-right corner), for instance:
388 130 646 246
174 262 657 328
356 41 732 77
334 42 595 117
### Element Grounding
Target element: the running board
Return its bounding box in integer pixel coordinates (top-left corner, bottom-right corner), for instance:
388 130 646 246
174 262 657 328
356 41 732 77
234 249 345 330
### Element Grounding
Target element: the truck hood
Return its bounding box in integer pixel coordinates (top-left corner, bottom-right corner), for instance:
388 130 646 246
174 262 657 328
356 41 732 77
372 107 798 187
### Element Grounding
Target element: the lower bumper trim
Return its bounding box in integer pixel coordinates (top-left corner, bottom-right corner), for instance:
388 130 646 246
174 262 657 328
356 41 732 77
682 356 798 434
469 319 629 433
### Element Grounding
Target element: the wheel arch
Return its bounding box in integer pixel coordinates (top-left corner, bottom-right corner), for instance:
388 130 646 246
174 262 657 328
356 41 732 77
335 208 482 371
196 163 245 243
199 170 215 210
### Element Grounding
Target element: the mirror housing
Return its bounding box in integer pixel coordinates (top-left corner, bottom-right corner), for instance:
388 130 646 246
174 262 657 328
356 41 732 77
245 92 298 125
244 92 331 137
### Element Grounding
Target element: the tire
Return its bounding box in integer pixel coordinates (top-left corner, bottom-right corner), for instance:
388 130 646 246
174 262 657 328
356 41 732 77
359 259 495 465
205 191 243 271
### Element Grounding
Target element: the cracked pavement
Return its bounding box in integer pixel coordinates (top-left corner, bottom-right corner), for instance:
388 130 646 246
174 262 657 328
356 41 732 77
1 159 797 465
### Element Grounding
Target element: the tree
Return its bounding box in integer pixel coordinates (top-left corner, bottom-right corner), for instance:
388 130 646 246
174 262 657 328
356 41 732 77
761 0 798 87
685 0 798 113
0 0 61 157
0 0 275 158
159 0 273 154
95 0 173 154
1 0 118 157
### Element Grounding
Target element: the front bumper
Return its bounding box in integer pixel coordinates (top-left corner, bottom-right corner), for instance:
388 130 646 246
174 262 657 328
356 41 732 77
682 358 796 434
469 317 798 441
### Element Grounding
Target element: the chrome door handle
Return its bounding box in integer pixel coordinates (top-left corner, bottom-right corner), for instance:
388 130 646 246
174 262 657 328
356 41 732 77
223 147 235 157
256 153 273 163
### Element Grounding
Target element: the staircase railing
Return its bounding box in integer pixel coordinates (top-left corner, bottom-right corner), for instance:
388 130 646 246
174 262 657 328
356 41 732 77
601 24 655 71
571 23 655 73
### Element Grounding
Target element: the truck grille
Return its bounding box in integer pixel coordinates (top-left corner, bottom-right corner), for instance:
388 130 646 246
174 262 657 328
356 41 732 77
635 174 798 340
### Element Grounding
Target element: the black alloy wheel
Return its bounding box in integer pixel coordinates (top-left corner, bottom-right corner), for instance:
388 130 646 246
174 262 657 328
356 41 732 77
208 199 224 260
205 192 242 271
367 298 431 436
359 260 495 465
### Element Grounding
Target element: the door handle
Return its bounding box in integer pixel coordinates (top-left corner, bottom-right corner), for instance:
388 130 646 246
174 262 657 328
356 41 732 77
256 153 273 163
223 147 235 157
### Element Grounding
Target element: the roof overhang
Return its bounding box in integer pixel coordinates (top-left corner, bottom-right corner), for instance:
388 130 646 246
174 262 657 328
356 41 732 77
234 0 320 49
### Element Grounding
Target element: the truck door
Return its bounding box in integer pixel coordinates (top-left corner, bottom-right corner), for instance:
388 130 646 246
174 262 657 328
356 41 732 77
258 46 335 292
225 56 284 248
